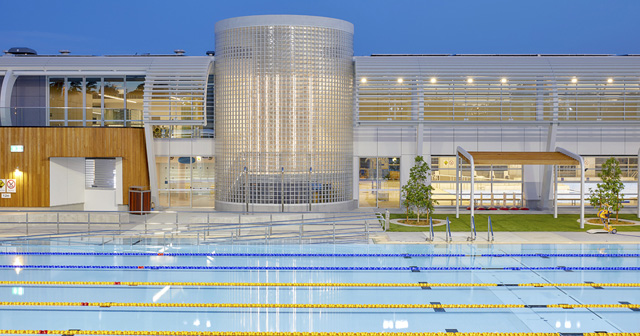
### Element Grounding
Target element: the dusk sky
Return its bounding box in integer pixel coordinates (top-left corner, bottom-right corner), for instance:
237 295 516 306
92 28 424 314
1 0 639 56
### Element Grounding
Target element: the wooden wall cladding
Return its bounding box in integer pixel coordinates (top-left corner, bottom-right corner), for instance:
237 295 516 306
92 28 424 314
0 127 149 207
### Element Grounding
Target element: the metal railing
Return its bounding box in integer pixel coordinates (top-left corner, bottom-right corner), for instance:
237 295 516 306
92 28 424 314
488 216 495 242
0 210 384 245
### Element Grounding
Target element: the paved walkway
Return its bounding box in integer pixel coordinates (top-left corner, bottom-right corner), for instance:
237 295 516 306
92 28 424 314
374 230 640 244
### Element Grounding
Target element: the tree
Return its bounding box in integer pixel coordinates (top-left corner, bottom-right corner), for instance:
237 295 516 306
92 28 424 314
401 156 438 223
588 157 625 221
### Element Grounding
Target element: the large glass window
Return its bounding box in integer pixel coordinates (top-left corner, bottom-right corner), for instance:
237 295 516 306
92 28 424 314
156 156 215 208
47 76 145 127
48 78 65 125
557 156 638 207
358 157 401 208
431 156 523 207
67 78 84 126
86 78 102 126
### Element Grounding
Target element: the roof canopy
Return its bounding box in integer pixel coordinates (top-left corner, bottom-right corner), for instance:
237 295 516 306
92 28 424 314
462 151 579 165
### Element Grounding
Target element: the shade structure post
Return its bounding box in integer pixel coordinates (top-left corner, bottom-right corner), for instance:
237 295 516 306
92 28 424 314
637 147 640 218
556 147 584 229
457 146 474 226
456 153 460 218
554 165 558 219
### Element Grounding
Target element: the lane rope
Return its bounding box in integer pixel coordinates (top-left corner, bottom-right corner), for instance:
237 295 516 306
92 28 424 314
2 265 640 271
1 252 639 258
0 331 636 336
0 280 638 288
1 301 638 309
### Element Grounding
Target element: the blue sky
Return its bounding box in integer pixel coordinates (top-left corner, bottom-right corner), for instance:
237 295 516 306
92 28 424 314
1 0 639 56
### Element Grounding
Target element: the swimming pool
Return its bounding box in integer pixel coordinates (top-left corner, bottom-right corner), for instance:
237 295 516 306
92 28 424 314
0 243 638 334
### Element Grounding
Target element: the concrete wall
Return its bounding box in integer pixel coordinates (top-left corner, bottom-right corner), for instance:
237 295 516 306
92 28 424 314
154 138 215 157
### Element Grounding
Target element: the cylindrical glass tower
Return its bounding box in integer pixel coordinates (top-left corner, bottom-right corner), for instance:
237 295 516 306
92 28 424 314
214 15 354 211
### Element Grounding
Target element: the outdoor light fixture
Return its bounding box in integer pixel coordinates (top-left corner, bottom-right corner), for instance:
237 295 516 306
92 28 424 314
501 78 508 83
397 78 403 83
360 77 367 83
607 78 614 83
571 77 578 83
467 78 474 84
14 167 20 173
430 77 437 84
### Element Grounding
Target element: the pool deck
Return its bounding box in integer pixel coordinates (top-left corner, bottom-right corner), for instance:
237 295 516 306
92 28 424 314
375 230 640 244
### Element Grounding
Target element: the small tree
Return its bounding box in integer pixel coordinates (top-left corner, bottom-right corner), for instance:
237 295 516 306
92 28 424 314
402 156 438 223
588 157 625 221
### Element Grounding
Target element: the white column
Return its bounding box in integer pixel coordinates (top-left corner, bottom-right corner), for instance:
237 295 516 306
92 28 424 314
580 158 585 229
456 153 459 218
637 147 639 218
144 125 159 208
554 165 558 219
0 70 17 126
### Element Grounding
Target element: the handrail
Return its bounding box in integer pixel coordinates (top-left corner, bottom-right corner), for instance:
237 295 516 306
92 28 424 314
0 211 383 245
445 217 452 243
467 215 476 242
426 217 434 242
488 216 494 242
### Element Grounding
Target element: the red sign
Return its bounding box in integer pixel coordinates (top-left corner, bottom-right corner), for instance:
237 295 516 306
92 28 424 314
6 179 16 193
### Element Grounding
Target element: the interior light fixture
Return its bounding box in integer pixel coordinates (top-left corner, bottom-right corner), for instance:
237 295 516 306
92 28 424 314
360 77 367 83
501 78 508 83
571 77 578 83
14 167 20 173
467 78 474 84
430 77 437 84
397 78 403 83
607 78 614 83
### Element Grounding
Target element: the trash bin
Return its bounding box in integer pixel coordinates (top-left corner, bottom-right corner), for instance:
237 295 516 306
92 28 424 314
129 186 151 215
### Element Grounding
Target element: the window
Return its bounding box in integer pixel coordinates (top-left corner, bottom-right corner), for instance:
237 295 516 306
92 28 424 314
85 158 116 189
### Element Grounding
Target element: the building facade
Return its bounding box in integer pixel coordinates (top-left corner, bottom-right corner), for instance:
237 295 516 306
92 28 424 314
0 15 638 211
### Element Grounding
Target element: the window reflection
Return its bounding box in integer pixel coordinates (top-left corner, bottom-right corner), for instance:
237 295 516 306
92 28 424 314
359 157 401 208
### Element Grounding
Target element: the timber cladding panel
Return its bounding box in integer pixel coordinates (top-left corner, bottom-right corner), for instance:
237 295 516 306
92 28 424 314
0 127 149 207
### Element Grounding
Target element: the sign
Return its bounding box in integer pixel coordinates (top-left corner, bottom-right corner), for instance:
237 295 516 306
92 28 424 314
6 179 16 193
0 179 4 193
10 145 23 152
1 193 10 199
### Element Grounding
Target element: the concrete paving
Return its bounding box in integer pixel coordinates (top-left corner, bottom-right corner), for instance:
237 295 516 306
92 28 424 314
374 230 640 244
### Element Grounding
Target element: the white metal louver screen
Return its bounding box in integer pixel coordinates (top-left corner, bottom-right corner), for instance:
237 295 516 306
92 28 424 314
142 57 212 125
85 158 116 189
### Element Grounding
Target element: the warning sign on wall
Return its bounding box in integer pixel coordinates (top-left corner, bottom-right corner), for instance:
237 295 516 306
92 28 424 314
6 179 16 193
0 180 5 193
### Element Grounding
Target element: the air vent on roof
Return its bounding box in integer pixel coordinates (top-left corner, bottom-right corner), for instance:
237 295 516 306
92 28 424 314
206 50 215 56
174 49 185 56
6 47 37 55
59 50 71 55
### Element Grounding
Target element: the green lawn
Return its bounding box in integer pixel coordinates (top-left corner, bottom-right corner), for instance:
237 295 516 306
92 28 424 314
387 213 640 232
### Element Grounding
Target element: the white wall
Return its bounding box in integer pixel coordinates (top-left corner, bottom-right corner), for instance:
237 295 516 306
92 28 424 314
49 158 85 207
84 189 117 211
154 138 215 157
116 157 123 205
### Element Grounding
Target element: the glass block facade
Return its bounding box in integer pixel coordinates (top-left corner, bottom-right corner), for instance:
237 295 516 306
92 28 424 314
214 16 354 209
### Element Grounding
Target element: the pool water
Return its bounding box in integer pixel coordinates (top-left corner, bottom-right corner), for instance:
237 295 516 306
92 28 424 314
0 244 639 333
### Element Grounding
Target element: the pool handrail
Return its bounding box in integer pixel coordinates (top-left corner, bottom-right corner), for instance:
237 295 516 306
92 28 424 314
488 216 495 242
446 217 452 242
468 215 476 242
427 217 434 241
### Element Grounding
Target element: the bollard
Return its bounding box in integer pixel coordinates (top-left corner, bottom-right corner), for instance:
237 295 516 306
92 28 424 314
385 210 390 231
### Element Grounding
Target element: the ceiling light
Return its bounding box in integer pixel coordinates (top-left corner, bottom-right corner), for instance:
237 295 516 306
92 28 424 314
467 78 474 84
397 78 403 83
571 77 578 83
360 77 367 83
501 78 508 83
430 77 437 84
607 78 613 83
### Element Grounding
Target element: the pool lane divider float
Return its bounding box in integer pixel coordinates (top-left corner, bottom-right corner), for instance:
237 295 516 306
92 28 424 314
0 331 637 336
2 251 640 258
1 301 639 310
2 265 640 271
1 281 639 288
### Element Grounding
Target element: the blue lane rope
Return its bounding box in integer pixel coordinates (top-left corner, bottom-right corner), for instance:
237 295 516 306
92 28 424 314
1 265 639 271
1 252 639 258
